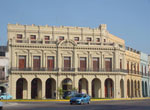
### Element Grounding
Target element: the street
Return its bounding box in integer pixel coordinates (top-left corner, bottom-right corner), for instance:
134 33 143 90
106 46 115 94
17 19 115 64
3 99 150 110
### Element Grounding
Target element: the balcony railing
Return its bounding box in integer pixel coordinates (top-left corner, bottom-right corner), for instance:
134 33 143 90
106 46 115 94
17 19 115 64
10 67 58 71
78 68 128 72
10 67 129 73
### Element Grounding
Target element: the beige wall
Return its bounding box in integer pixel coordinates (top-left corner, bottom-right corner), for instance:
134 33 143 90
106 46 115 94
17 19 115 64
8 24 130 99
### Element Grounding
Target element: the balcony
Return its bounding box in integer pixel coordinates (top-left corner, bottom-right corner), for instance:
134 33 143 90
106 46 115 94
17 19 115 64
78 68 127 72
10 67 128 73
10 67 58 71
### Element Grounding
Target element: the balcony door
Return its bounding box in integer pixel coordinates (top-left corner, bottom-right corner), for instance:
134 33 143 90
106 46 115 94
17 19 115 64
64 57 71 71
47 56 54 70
33 56 40 70
93 58 99 71
80 57 86 71
105 58 112 71
19 56 26 70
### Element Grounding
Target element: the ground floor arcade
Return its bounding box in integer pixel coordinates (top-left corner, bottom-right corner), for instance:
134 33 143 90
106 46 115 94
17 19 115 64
8 73 142 99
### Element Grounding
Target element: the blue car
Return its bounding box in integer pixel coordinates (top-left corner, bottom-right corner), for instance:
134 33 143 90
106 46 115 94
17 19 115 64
70 93 91 105
0 93 13 99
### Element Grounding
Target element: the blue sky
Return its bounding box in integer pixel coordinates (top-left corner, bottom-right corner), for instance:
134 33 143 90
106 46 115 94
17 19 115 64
0 0 150 54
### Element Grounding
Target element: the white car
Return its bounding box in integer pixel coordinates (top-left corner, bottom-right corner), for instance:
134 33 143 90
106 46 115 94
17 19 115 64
0 101 3 110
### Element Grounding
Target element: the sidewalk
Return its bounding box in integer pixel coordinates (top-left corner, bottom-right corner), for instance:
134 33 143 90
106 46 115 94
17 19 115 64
1 97 150 102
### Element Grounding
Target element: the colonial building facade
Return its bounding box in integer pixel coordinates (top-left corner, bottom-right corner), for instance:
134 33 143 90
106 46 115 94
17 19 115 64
7 24 144 99
0 46 9 94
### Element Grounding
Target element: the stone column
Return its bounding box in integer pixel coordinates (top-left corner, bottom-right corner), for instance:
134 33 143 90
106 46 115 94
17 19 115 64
11 76 16 99
101 79 105 98
124 78 127 98
27 79 31 99
74 48 78 72
57 48 61 72
115 49 119 69
115 75 120 98
88 80 92 96
42 79 46 99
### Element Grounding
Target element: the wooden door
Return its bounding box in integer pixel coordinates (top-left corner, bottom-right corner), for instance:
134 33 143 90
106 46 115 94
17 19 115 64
93 58 99 71
105 58 112 71
19 56 26 69
64 57 71 71
47 56 54 70
33 56 40 70
80 57 86 71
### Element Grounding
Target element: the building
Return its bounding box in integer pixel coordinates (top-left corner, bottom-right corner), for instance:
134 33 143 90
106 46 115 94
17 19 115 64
140 52 149 97
125 47 142 98
148 55 150 96
7 23 129 99
0 46 9 94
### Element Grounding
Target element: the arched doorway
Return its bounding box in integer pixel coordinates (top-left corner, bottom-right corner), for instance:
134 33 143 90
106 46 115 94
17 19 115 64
92 78 101 98
131 80 134 97
16 78 27 99
142 81 145 97
62 78 72 91
105 78 114 98
31 78 42 99
78 78 88 94
120 79 124 98
138 81 141 97
134 80 137 97
127 80 130 97
145 82 148 97
46 78 56 99
0 86 6 93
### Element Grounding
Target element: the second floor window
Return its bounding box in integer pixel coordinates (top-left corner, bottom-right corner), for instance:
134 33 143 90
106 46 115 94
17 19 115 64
45 36 50 44
120 59 122 69
47 56 54 70
30 35 36 43
145 66 147 76
33 56 40 70
59 36 64 41
80 57 86 71
19 56 26 69
142 65 143 75
64 57 71 71
127 61 129 73
96 38 100 42
0 66 5 80
74 37 79 41
105 58 112 71
17 34 23 43
93 57 99 71
87 37 91 42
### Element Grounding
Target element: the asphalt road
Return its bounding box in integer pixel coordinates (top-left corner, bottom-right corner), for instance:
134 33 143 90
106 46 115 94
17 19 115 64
3 99 150 110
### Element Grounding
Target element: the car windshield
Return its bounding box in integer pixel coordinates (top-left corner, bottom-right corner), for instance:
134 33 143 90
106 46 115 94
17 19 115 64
1 93 7 95
75 94 83 97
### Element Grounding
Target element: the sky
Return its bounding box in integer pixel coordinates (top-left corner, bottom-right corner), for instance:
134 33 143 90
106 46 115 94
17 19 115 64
0 0 150 54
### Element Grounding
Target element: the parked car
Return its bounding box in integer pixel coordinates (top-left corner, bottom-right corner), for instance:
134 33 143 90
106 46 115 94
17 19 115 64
0 101 3 110
70 93 91 105
63 91 77 99
0 93 12 99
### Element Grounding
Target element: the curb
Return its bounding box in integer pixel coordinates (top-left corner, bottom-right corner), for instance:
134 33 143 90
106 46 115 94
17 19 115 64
1 97 150 102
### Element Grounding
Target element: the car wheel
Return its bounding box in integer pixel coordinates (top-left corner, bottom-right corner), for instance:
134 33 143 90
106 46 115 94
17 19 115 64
70 103 72 105
81 100 84 105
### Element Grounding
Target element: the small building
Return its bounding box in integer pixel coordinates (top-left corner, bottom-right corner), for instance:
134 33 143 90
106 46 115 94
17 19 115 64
0 46 9 94
140 52 149 97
